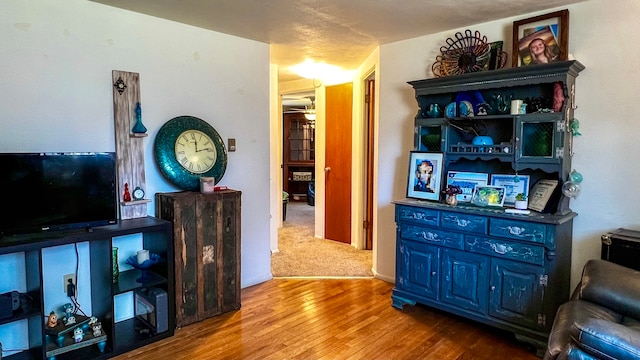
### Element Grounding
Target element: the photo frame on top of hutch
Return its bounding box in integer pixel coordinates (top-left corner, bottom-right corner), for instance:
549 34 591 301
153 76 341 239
406 151 444 201
512 9 569 67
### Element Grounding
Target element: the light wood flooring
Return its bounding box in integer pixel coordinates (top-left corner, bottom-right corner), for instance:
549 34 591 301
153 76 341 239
114 278 540 360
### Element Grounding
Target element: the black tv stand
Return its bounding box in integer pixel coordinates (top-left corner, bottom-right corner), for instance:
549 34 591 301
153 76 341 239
0 216 175 359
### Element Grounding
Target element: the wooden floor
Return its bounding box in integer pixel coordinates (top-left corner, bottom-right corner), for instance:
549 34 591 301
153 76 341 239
114 278 540 360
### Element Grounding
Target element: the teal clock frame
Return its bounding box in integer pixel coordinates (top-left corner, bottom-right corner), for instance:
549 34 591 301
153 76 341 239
154 116 227 191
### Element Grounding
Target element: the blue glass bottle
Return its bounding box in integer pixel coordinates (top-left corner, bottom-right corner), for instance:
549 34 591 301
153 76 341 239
132 102 147 134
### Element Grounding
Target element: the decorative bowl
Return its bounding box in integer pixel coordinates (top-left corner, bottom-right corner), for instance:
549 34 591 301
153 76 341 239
472 136 494 146
125 253 161 282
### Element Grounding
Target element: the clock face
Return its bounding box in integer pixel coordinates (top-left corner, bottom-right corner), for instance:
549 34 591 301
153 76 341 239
174 130 217 174
154 116 227 191
133 187 145 200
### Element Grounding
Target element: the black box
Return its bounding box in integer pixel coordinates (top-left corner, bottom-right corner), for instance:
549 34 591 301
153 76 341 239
601 228 640 271
134 287 168 334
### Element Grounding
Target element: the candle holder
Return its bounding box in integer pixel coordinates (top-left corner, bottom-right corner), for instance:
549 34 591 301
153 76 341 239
125 253 161 283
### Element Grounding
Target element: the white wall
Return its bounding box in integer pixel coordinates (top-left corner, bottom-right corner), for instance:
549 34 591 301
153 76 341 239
0 1 271 350
375 0 640 289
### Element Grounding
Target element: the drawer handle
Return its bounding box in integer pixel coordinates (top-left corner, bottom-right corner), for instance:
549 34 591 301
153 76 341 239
412 213 427 220
454 218 470 227
490 286 496 291
508 226 525 236
431 271 437 276
490 243 512 255
421 231 440 242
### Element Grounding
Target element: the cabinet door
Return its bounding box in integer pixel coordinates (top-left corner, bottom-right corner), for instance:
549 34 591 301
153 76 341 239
516 113 564 166
196 194 221 320
489 259 545 329
397 240 439 300
441 248 488 314
415 119 445 152
220 192 241 313
164 195 200 327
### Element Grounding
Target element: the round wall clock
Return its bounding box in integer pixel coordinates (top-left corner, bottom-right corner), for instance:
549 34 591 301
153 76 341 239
154 116 227 191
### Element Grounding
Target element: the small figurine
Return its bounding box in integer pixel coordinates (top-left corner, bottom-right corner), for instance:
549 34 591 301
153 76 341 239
92 321 103 337
123 183 132 202
47 311 58 328
73 327 84 343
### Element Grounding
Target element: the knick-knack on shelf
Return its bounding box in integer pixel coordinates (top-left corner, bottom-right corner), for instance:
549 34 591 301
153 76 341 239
132 102 147 134
123 183 132 202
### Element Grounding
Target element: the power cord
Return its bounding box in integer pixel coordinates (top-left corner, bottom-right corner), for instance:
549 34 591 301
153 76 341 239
68 243 87 317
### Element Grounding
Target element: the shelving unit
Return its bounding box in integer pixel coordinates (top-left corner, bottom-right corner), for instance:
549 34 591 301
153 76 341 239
283 113 315 200
393 61 584 355
0 217 174 360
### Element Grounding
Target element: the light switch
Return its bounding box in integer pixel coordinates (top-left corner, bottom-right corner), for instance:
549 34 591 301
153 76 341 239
228 138 236 152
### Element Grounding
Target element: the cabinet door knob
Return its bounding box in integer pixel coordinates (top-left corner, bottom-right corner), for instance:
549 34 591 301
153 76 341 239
490 286 496 291
324 167 331 172
431 271 437 276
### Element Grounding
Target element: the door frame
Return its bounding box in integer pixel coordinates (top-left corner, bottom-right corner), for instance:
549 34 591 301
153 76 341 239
271 65 378 256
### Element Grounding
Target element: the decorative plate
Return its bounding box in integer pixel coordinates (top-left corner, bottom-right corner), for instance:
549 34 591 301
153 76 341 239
432 30 492 77
154 116 227 191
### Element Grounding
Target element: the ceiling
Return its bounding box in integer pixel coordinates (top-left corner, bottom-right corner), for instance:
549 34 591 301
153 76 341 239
91 0 587 82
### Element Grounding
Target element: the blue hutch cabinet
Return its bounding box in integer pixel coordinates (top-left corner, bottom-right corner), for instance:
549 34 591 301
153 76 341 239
392 61 584 355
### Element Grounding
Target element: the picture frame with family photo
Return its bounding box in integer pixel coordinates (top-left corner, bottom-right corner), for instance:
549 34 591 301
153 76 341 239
512 9 569 67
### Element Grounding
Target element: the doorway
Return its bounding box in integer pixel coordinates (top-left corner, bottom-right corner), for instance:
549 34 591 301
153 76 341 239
272 87 373 277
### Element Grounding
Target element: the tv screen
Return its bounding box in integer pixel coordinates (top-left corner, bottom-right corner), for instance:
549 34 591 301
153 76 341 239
0 152 118 236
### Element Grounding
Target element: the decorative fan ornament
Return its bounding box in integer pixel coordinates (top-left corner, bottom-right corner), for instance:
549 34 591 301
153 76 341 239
432 30 493 77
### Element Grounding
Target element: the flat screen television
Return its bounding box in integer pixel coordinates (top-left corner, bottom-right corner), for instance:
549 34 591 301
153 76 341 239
0 152 118 236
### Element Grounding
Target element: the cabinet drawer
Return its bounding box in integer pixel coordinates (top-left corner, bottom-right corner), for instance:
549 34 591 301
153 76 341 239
400 224 464 249
441 212 487 234
465 235 545 266
490 219 550 246
396 206 440 227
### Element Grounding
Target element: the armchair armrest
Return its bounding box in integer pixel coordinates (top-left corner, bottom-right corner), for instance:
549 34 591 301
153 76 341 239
571 318 640 359
579 260 640 319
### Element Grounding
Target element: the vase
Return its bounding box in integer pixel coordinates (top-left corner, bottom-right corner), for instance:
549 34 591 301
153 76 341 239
445 194 458 206
131 102 147 134
112 247 119 284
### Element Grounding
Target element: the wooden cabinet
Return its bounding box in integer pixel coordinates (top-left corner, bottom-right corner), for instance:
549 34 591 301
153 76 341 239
393 61 584 355
0 217 174 360
155 190 241 328
283 113 315 199
393 202 574 353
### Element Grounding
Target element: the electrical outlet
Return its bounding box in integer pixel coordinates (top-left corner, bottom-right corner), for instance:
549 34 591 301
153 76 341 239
63 273 76 294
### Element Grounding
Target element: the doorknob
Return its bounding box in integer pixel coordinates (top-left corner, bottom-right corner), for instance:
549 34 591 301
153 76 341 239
324 167 331 172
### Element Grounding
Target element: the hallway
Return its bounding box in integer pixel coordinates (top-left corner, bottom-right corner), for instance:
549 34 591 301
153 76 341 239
271 201 372 277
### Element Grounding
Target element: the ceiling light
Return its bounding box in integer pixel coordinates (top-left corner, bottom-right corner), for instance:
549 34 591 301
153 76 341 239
304 113 316 121
290 59 355 85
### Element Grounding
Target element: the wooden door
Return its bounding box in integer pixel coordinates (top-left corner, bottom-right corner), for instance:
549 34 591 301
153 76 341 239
325 83 353 243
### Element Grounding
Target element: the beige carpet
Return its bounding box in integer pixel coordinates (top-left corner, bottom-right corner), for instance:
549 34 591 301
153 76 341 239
272 201 373 277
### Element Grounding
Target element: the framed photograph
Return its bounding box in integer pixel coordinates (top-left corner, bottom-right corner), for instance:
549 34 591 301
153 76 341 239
447 171 489 202
407 151 444 201
490 174 530 206
528 179 559 212
512 9 569 67
471 185 506 207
